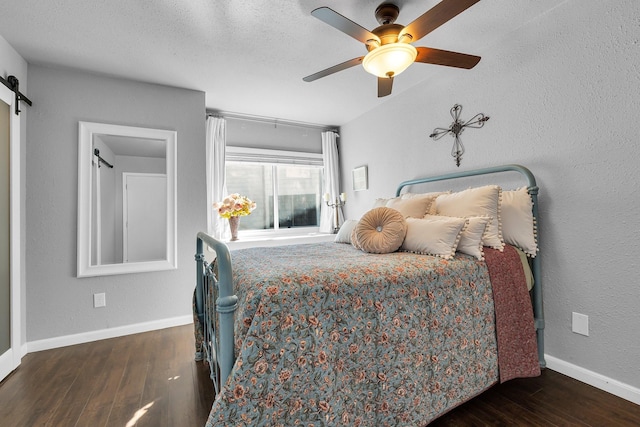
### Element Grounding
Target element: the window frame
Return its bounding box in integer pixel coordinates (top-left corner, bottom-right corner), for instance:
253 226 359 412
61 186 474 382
225 146 324 238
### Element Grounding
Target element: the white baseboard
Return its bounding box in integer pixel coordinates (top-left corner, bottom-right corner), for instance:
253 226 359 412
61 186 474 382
545 354 640 405
26 315 193 353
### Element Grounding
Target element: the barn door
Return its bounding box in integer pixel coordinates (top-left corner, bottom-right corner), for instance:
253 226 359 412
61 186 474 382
0 83 22 382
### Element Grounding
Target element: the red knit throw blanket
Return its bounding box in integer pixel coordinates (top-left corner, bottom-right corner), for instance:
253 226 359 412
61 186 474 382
484 245 541 382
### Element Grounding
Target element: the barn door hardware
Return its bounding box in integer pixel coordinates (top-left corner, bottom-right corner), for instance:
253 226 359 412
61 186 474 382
0 75 33 115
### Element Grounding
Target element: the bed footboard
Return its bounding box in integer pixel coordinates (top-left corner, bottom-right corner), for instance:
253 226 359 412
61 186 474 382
195 232 237 394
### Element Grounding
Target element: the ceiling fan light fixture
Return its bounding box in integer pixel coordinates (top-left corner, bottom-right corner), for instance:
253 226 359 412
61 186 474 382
362 42 418 78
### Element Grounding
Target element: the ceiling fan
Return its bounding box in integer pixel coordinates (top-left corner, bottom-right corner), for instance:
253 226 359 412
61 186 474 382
303 0 482 97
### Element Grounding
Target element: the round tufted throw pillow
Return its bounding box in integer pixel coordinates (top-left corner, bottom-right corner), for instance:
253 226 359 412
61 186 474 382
355 207 407 254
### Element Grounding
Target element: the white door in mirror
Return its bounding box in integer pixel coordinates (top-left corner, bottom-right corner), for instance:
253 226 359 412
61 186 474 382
123 173 167 263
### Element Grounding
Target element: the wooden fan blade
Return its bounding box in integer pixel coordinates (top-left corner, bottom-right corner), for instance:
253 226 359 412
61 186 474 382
378 75 394 97
303 57 364 82
400 0 481 42
311 7 380 45
415 47 481 69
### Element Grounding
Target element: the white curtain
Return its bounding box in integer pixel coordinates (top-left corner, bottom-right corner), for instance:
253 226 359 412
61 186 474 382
206 116 230 240
319 131 343 233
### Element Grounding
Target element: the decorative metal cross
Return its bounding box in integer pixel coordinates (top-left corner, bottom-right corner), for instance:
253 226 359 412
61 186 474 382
429 104 490 167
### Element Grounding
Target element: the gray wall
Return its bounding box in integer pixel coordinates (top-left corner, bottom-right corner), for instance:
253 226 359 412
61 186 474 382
340 0 640 389
25 65 206 341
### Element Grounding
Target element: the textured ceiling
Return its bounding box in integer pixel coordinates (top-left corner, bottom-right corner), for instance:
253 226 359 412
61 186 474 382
0 0 563 126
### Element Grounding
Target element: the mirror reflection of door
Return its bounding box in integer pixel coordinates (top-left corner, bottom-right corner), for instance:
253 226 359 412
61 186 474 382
123 173 167 263
91 134 166 265
0 96 10 370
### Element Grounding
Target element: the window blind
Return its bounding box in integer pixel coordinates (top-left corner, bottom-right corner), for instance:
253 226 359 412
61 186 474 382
226 147 323 167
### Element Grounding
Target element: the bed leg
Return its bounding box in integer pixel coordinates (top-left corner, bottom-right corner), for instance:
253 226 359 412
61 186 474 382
217 294 238 388
536 319 546 368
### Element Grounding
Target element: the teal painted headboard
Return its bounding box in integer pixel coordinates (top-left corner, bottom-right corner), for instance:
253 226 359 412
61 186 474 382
396 164 544 367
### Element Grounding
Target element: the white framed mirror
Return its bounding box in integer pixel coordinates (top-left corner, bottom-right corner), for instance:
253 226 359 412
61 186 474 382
77 121 177 277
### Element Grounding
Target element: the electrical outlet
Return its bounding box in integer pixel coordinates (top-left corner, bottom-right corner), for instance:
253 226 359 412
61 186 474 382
94 293 106 308
572 312 589 336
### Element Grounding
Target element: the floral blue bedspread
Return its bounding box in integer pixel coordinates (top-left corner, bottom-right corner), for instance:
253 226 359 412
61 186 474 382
201 242 532 426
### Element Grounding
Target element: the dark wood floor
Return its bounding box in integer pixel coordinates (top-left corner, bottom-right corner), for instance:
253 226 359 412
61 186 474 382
0 325 214 426
1 325 638 426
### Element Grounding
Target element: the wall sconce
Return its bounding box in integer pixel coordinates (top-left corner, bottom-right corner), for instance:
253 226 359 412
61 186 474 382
324 192 346 233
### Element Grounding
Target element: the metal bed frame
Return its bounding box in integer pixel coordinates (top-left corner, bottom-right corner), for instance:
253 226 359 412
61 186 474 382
395 164 545 368
195 164 545 394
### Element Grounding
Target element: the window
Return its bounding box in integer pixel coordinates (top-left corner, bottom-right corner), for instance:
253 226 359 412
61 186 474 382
226 147 323 234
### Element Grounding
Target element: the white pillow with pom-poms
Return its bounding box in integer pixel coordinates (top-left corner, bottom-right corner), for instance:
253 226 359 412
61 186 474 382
433 185 504 250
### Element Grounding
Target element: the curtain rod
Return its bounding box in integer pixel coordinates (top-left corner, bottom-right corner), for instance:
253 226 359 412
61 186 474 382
206 110 338 133
0 75 32 115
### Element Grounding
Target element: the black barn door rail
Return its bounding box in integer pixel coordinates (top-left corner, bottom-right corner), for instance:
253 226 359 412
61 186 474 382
0 75 32 115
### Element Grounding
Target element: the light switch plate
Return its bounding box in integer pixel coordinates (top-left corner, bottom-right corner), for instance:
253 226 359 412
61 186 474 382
572 312 589 336
94 293 106 308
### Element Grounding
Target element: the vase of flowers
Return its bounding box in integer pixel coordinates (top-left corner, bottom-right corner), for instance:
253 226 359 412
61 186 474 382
213 193 256 241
